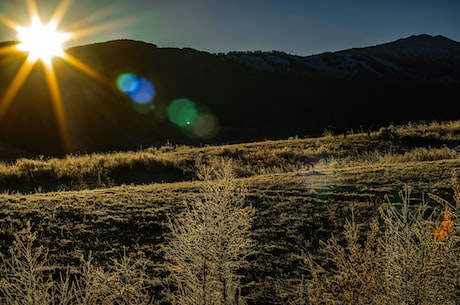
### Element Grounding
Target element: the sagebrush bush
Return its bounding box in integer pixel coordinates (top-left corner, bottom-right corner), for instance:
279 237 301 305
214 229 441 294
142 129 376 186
292 182 459 305
378 188 458 305
0 222 154 305
0 222 53 305
162 158 255 305
75 250 153 305
300 213 385 305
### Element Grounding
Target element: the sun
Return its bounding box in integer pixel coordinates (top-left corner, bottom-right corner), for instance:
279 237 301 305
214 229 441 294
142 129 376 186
16 16 71 66
0 0 130 154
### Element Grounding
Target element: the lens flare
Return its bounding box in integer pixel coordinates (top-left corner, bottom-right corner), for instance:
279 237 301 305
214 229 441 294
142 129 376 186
132 102 156 114
117 73 155 105
194 114 219 139
168 98 198 128
130 78 155 104
0 0 130 153
167 98 219 138
116 73 140 94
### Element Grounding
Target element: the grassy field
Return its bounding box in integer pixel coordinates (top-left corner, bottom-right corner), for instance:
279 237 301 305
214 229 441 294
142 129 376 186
0 120 459 304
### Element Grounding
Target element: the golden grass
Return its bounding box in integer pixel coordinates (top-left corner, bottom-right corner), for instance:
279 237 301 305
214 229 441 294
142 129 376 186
0 119 459 303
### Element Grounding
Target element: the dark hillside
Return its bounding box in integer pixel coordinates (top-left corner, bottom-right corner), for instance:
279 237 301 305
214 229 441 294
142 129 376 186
0 35 459 156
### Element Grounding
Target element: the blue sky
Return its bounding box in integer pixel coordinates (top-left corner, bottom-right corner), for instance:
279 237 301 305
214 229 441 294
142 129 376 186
1 0 459 56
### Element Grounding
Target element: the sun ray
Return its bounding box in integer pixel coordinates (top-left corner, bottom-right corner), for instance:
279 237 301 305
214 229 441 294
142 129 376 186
0 15 22 31
69 18 134 42
0 0 134 154
63 53 109 84
64 5 122 31
0 44 21 55
0 59 36 120
26 0 40 21
49 0 72 25
42 62 71 153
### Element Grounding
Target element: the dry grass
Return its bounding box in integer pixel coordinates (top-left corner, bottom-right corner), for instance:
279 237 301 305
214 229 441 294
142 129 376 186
279 181 459 305
0 120 458 194
0 222 155 304
0 119 459 304
163 159 255 305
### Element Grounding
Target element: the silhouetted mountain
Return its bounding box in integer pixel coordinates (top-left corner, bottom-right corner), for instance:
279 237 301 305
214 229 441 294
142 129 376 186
0 34 459 156
296 34 460 82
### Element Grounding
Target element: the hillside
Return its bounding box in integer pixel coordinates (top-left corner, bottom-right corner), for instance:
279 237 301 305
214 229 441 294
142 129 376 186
0 120 459 303
0 34 459 156
0 120 458 194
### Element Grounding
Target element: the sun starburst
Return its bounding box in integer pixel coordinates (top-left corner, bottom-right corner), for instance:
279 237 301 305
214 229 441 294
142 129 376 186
0 0 130 153
16 16 70 66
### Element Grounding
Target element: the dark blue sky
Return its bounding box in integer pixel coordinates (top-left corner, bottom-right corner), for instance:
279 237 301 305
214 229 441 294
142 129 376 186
1 0 459 56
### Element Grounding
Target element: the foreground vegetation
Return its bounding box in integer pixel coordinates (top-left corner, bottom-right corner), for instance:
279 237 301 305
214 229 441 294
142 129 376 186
0 120 459 304
1 120 459 194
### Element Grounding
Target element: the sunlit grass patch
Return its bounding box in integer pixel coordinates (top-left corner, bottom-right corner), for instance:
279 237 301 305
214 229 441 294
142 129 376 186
285 182 460 305
0 221 155 305
0 120 459 303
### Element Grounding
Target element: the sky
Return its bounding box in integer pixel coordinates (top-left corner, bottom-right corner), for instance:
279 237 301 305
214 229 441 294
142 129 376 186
0 0 459 56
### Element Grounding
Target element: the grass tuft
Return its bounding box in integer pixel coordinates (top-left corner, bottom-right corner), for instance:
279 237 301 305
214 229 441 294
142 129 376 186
279 184 459 305
0 222 155 305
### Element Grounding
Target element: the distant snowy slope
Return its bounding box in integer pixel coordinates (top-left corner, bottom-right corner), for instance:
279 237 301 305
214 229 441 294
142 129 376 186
364 34 460 58
303 34 460 82
228 34 460 84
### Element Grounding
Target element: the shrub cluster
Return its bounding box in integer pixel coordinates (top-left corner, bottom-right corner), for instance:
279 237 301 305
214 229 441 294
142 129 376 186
286 183 459 305
162 158 255 305
0 160 459 304
0 222 153 304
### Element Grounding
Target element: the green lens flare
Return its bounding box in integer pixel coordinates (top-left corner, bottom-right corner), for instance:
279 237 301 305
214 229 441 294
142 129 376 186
167 98 219 138
167 98 198 127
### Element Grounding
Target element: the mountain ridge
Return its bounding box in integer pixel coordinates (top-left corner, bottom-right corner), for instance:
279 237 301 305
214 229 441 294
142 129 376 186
0 34 459 157
229 34 460 80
